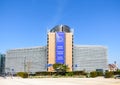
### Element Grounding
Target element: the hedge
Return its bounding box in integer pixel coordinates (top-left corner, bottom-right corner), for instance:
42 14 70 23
90 71 97 78
104 71 113 78
35 71 86 76
17 72 28 78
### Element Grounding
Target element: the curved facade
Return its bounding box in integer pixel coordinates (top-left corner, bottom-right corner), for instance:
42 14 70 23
50 25 71 33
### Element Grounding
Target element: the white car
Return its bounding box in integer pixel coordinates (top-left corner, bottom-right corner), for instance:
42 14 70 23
115 75 120 79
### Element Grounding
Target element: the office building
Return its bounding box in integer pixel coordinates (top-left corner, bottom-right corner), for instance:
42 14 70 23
5 25 108 73
47 25 73 71
73 45 108 72
5 46 47 73
0 54 5 75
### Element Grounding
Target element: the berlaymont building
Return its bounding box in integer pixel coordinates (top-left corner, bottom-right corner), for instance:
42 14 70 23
5 25 108 74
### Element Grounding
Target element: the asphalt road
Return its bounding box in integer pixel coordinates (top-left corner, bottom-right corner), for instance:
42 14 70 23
0 77 120 85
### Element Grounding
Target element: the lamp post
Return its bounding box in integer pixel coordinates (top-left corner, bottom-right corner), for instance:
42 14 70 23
24 56 26 72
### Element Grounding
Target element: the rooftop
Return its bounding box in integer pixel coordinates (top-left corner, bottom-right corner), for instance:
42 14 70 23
50 25 71 32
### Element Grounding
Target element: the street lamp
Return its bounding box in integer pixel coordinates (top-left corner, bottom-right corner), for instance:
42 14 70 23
24 56 26 72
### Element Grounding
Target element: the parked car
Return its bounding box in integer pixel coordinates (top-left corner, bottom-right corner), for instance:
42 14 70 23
114 75 120 79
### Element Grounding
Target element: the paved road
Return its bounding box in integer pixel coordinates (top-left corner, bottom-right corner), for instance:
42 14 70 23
0 77 120 85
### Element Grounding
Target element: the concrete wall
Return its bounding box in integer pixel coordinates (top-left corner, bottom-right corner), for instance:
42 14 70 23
47 33 56 71
47 32 73 72
65 33 73 71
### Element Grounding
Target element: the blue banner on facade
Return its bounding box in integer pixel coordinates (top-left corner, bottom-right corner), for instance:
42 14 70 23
56 32 65 64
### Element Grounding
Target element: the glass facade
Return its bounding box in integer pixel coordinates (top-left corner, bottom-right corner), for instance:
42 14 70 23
5 45 108 73
0 54 5 75
73 45 108 72
5 47 47 74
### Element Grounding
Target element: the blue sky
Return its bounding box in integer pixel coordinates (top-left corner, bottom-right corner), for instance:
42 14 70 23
0 0 120 67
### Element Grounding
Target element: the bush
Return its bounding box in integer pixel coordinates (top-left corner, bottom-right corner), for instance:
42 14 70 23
114 70 120 75
17 72 28 78
90 71 97 78
65 72 74 76
73 71 86 75
35 72 48 76
97 72 103 76
35 72 57 76
35 71 88 77
104 71 113 78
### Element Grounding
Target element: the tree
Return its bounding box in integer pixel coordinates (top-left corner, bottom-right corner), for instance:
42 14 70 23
53 63 69 75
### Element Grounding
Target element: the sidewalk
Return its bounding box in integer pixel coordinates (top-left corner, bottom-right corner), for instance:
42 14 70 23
0 77 120 85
